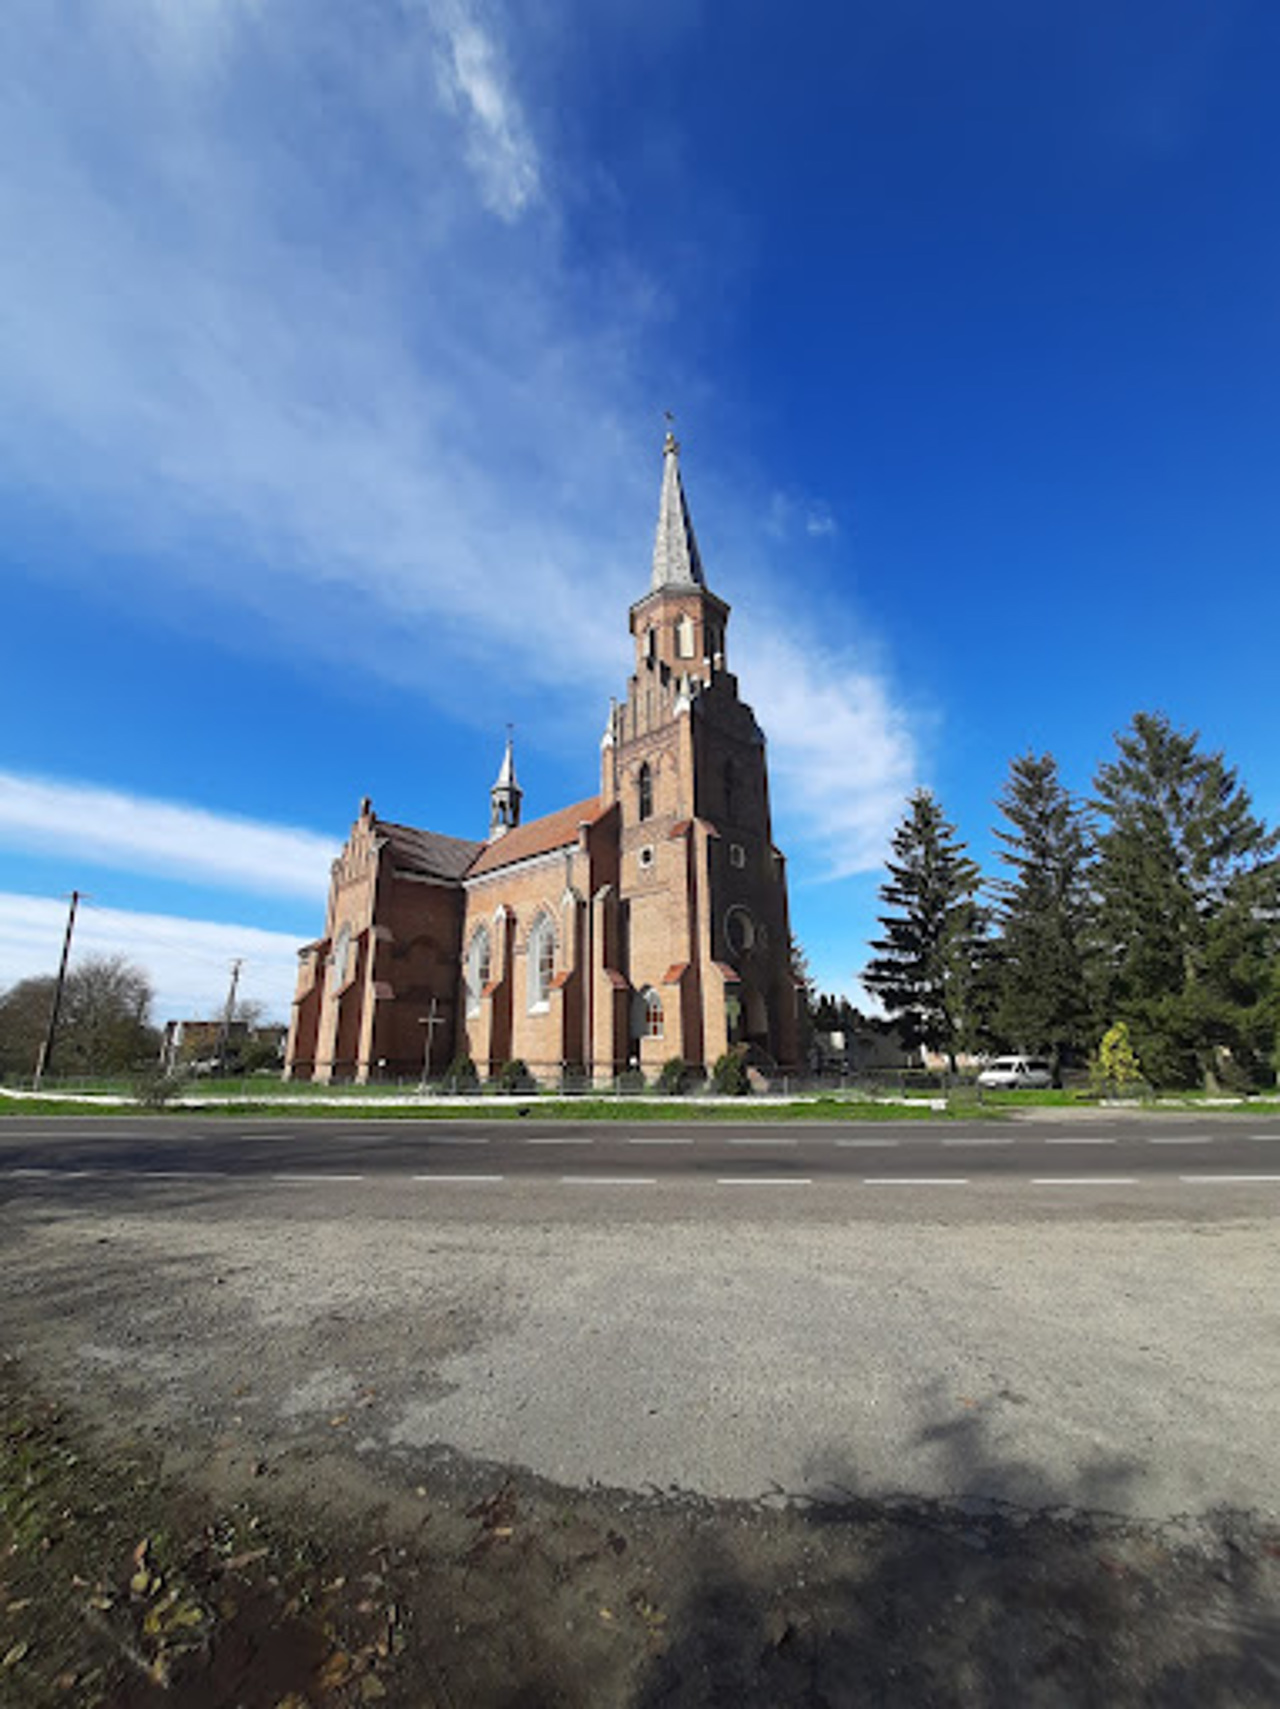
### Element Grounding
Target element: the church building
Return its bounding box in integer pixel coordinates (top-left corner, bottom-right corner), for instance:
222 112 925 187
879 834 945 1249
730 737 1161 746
284 433 802 1083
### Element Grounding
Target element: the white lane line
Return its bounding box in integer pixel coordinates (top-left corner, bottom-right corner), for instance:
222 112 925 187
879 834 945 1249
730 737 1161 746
430 1136 490 1146
1032 1177 1138 1186
716 1177 813 1186
529 1137 594 1146
1178 1174 1280 1184
835 1138 899 1148
862 1177 970 1186
273 1173 366 1183
8 1168 53 1177
1044 1137 1116 1146
728 1136 798 1147
942 1137 1012 1147
1148 1137 1209 1145
139 1171 226 1180
411 1174 505 1183
1248 1134 1280 1142
628 1137 693 1146
562 1176 657 1186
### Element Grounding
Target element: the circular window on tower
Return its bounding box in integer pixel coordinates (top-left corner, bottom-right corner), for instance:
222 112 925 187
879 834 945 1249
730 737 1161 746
724 905 756 958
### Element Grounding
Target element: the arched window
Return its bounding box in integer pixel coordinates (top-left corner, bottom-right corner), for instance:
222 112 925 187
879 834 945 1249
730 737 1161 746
330 922 353 988
676 614 695 659
637 760 653 822
465 925 491 1017
527 911 554 1012
643 988 664 1039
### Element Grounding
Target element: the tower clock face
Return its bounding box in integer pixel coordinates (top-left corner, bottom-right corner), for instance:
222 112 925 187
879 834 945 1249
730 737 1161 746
725 905 755 958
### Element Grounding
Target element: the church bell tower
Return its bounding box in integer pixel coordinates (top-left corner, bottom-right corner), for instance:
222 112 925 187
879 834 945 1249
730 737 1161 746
598 430 799 1071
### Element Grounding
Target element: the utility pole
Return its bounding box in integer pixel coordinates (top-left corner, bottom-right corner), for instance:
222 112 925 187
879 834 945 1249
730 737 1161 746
33 890 83 1091
215 959 243 1074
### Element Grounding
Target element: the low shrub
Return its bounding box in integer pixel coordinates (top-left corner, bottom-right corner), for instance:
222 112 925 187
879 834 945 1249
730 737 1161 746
657 1056 690 1094
131 1066 189 1107
495 1058 535 1093
444 1053 479 1090
711 1048 751 1096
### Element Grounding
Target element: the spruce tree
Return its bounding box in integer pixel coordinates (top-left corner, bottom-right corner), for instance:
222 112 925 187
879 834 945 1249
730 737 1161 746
991 752 1095 1076
863 790 985 1070
1093 712 1280 1088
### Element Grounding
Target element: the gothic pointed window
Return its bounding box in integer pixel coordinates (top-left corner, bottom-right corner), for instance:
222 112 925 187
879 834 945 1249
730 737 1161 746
465 925 491 1017
676 614 695 659
638 761 653 822
528 911 554 1012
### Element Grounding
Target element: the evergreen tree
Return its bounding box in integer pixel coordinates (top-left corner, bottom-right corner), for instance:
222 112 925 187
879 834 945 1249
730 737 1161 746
863 790 985 1070
1093 712 1280 1088
991 752 1095 1076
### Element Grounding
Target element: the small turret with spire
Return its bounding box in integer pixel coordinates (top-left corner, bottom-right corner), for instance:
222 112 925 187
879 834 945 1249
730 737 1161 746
489 729 522 839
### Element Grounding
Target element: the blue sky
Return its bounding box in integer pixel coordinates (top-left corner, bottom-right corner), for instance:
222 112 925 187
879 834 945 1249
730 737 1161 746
2 0 1278 1024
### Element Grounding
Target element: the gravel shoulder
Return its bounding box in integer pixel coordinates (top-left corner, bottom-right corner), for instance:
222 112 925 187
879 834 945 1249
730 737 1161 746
2 1182 1279 1704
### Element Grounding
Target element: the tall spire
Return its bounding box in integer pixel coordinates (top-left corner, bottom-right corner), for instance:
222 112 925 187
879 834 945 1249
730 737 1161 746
489 728 522 839
650 428 705 592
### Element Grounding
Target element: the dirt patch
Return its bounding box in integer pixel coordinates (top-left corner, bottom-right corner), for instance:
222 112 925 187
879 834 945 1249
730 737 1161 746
3 1354 1280 1708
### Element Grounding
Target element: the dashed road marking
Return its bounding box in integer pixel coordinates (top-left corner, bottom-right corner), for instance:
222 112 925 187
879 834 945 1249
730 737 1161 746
835 1138 899 1148
529 1137 594 1146
1148 1137 1209 1145
1044 1137 1116 1146
1178 1174 1280 1184
412 1173 505 1183
1248 1134 1280 1142
431 1136 491 1146
273 1173 366 1183
1032 1177 1138 1186
139 1171 226 1180
728 1136 798 1146
562 1176 657 1186
715 1177 813 1186
627 1137 693 1146
863 1177 969 1186
942 1137 1012 1147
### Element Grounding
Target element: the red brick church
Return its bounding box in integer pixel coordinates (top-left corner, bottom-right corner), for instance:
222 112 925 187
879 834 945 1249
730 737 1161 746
284 433 801 1083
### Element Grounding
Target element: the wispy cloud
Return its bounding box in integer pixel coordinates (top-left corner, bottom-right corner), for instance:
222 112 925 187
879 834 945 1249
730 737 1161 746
432 0 541 218
0 893 301 1022
734 625 917 879
0 773 335 902
0 0 917 876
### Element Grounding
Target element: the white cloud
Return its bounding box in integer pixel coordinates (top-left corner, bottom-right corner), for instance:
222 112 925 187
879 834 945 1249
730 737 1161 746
735 625 918 878
0 772 336 901
805 508 838 539
432 0 541 218
0 893 301 1023
0 0 917 877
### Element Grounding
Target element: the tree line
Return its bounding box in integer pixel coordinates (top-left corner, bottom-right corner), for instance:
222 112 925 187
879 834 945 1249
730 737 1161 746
858 711 1280 1090
0 957 280 1081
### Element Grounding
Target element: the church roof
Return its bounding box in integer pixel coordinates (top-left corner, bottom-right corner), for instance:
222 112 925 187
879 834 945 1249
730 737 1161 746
377 820 484 882
650 431 705 592
467 796 606 878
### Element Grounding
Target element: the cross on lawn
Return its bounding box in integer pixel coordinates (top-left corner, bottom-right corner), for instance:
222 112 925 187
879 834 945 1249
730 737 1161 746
418 998 446 1089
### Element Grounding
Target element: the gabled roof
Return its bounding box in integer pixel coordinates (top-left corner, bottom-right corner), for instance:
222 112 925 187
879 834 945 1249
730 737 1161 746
377 820 484 882
467 796 607 879
650 431 705 592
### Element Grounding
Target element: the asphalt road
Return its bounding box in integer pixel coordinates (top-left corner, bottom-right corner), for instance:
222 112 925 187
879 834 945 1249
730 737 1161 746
2 1113 1280 1221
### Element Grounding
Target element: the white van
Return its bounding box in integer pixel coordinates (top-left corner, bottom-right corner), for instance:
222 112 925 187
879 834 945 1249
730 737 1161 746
976 1055 1053 1090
